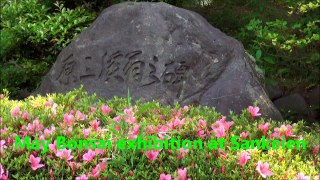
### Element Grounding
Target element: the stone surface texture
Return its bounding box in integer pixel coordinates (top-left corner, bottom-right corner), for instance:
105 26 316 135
38 2 283 120
266 83 282 101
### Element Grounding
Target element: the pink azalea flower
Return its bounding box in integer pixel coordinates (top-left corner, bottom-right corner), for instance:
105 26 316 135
195 129 206 138
215 116 234 131
128 125 140 139
11 106 21 118
198 119 206 128
29 154 45 170
26 123 34 132
49 141 57 153
38 135 46 150
76 174 88 180
113 116 122 123
294 173 310 180
173 118 185 129
157 125 168 133
159 173 172 180
238 151 250 166
147 125 156 133
49 168 54 180
56 149 73 161
298 135 304 140
145 150 160 161
51 103 58 116
240 132 248 139
212 168 217 174
248 106 261 118
94 149 105 155
124 107 136 124
175 109 182 118
91 167 100 178
101 105 112 114
44 126 56 136
75 110 86 121
258 123 270 135
0 140 7 152
83 150 96 162
256 161 273 178
83 128 91 138
177 168 189 180
90 163 106 178
63 114 74 126
68 161 81 171
158 133 171 140
159 115 165 120
183 105 189 112
212 126 226 138
273 124 293 138
167 121 174 129
0 163 9 180
179 148 189 158
22 111 29 121
45 99 54 107
27 119 44 132
90 106 97 112
115 125 121 131
218 148 228 159
0 126 6 134
34 119 44 131
221 165 225 174
89 120 100 131
97 163 106 171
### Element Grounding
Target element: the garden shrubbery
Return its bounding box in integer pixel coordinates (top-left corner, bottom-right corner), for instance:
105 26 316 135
0 0 96 97
0 88 319 179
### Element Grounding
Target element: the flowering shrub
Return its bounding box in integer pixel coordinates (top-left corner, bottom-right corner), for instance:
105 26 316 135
0 88 319 179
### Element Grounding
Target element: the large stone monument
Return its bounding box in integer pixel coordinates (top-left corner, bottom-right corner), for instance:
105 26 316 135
38 2 283 120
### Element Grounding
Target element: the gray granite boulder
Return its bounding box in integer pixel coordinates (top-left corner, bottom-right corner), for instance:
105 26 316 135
274 93 309 119
38 2 283 120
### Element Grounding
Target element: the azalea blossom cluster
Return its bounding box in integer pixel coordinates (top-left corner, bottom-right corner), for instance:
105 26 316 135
0 92 319 179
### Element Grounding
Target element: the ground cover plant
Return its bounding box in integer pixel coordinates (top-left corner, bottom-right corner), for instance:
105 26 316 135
0 87 319 179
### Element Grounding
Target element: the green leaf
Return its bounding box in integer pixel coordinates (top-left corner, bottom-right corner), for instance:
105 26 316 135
127 89 132 107
255 49 262 60
263 56 276 64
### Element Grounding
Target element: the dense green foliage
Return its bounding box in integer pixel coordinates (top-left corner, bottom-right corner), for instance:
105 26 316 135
0 88 319 179
1 0 319 97
236 0 320 88
0 0 95 96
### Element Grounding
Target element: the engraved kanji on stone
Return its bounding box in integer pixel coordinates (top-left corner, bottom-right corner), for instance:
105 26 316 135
80 56 98 81
56 54 77 85
162 61 188 85
104 51 125 82
123 50 144 83
142 56 161 86
174 61 188 84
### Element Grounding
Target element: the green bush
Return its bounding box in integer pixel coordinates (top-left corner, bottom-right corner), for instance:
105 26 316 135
0 0 96 97
182 0 320 89
236 0 320 88
0 88 319 179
